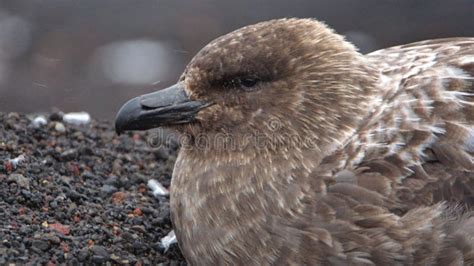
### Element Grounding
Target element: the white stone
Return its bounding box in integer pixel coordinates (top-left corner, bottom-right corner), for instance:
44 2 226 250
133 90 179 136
32 116 47 128
63 112 91 125
147 179 169 197
160 230 177 252
55 122 66 133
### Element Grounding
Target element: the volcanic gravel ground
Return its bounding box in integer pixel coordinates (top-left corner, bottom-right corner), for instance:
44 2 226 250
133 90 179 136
0 112 186 265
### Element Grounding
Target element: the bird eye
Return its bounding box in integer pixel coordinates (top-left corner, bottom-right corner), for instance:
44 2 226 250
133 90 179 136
222 76 261 91
240 78 259 88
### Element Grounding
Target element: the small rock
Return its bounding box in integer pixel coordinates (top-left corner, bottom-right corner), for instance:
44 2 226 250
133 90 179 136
81 171 97 180
63 112 91 125
31 239 49 251
111 191 127 204
132 208 143 216
92 255 108 263
32 116 48 128
131 225 146 233
157 230 177 253
7 112 20 119
54 122 66 133
91 245 110 260
132 240 148 255
19 225 31 235
132 173 148 184
66 189 85 202
104 175 120 187
49 200 58 208
44 233 61 244
78 145 93 155
60 149 78 161
49 223 70 235
49 112 63 121
153 148 169 160
77 248 89 261
148 179 169 197
100 184 118 197
28 163 41 174
59 175 72 186
4 161 13 172
20 189 33 199
110 253 120 262
8 154 27 169
8 174 30 189
54 194 66 202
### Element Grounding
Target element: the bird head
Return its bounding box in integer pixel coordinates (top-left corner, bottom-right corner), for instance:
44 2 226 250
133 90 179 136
115 18 379 153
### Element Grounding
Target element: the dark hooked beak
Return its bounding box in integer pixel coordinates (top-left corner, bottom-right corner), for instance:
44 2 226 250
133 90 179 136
115 83 210 134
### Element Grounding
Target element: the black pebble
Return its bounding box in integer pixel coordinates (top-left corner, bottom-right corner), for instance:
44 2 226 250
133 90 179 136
31 240 49 251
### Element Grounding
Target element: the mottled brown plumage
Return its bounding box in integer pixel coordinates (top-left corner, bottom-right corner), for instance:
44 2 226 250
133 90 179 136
116 18 474 265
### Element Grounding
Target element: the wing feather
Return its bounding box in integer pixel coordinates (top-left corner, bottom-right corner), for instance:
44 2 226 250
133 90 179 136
304 38 474 264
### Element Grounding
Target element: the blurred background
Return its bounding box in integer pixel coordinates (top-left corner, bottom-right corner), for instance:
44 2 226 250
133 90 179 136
0 0 472 120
